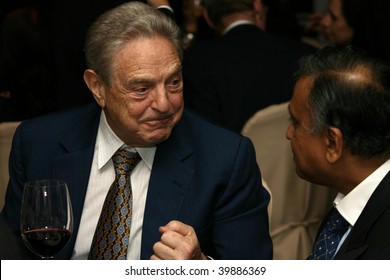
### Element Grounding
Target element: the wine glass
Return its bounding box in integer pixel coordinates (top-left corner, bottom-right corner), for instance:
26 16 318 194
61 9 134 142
20 179 73 259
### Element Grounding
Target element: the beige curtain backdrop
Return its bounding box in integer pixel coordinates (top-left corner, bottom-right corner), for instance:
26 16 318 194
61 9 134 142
242 102 335 260
0 122 20 209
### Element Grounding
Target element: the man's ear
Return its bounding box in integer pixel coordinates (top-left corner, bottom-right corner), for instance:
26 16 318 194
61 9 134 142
325 127 343 163
83 69 106 108
253 0 266 31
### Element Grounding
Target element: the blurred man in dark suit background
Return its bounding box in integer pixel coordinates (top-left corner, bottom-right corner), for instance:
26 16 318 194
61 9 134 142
182 0 315 133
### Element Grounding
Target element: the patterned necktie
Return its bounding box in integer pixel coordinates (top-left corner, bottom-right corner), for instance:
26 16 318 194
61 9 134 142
308 207 350 260
88 148 141 260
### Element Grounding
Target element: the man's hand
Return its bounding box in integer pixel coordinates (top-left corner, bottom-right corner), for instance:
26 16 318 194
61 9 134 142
150 220 207 260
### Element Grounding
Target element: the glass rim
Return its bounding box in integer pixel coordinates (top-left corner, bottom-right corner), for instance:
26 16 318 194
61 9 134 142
24 179 68 188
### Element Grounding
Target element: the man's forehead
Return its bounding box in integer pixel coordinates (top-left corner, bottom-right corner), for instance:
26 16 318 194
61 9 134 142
290 76 314 114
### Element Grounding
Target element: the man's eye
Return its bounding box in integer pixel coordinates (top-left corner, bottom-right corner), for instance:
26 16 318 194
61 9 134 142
289 116 298 126
133 87 149 95
170 78 181 85
167 78 183 91
329 12 338 21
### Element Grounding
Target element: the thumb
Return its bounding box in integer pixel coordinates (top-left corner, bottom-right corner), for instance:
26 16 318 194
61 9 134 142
159 220 192 236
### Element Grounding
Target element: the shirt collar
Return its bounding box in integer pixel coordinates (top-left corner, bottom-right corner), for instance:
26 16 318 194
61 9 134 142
96 111 156 170
223 20 255 35
334 159 390 226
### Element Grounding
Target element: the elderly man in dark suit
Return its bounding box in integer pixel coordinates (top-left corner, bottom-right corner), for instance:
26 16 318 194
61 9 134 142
1 2 272 260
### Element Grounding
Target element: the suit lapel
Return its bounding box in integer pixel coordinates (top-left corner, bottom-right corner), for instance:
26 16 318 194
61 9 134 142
51 103 101 259
335 170 390 259
140 113 195 259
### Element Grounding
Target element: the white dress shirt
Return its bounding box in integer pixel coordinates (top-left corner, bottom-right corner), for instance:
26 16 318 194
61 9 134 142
332 159 390 256
222 20 254 35
72 111 156 260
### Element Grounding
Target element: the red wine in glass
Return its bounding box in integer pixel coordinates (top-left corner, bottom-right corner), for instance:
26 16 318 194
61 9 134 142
20 179 73 259
22 228 71 258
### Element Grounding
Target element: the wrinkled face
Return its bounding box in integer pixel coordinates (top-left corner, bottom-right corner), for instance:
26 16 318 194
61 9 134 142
97 36 184 147
320 0 354 46
286 77 329 183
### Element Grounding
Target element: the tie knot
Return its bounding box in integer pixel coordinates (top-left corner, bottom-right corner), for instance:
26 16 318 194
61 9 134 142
327 207 349 234
112 148 141 174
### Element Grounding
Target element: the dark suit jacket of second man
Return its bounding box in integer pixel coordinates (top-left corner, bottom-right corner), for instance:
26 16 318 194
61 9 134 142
183 24 315 132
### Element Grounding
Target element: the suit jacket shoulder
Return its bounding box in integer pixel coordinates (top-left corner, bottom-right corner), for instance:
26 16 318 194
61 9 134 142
335 170 390 259
2 102 101 259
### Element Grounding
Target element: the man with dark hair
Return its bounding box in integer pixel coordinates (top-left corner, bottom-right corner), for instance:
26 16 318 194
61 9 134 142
287 46 390 259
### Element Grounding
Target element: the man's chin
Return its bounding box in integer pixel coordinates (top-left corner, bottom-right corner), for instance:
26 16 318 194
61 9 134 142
143 129 172 146
294 167 306 180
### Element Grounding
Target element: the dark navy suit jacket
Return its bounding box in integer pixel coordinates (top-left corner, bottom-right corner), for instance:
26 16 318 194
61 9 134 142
183 24 315 132
2 103 272 260
312 170 390 259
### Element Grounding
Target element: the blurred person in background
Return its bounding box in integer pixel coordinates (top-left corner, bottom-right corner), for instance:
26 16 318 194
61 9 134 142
305 0 390 63
183 0 314 133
